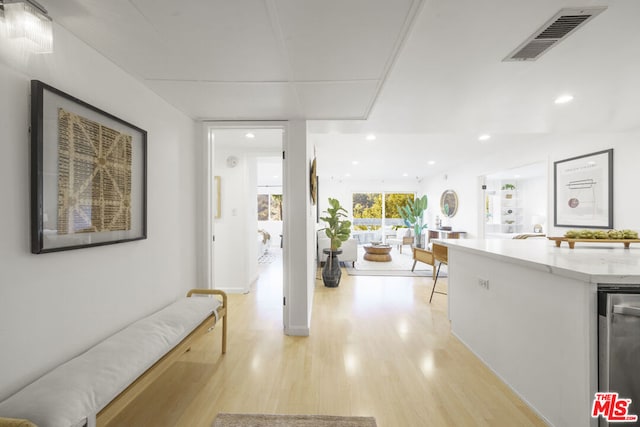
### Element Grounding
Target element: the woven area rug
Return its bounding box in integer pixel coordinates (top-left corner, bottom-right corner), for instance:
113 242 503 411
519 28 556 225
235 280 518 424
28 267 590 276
258 254 276 264
213 413 377 427
345 268 441 277
346 246 447 277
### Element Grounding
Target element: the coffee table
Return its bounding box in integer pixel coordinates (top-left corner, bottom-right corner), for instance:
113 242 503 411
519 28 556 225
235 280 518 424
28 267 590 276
363 244 392 262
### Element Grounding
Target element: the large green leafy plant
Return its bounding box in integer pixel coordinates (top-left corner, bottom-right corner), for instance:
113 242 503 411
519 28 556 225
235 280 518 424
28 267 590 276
398 195 428 248
320 198 352 251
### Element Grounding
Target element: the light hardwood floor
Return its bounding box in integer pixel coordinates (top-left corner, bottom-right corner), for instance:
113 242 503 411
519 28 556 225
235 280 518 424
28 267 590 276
106 250 546 427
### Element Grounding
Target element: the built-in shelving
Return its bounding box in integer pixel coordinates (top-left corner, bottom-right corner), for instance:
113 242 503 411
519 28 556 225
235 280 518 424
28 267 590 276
500 187 522 234
484 181 522 236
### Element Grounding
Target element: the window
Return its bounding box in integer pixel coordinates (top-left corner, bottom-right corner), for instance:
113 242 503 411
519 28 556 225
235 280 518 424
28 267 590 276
257 194 269 220
384 193 414 226
258 191 282 221
352 192 415 230
352 192 382 230
270 194 282 221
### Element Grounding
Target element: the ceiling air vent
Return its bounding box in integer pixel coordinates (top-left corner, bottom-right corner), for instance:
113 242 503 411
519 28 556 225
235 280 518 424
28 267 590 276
504 6 607 61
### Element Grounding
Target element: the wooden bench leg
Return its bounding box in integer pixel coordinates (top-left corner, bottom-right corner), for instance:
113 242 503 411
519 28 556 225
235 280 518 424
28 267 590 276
411 260 417 272
221 311 227 354
187 289 227 354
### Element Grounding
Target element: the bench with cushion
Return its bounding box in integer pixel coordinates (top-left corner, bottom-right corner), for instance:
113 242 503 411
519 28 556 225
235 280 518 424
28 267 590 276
0 289 227 427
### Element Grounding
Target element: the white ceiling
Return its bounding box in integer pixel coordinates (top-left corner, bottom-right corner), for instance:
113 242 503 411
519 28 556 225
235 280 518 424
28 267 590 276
42 0 640 180
44 0 420 121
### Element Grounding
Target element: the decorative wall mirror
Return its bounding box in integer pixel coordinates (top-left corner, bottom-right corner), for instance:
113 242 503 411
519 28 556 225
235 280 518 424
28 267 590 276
440 189 458 217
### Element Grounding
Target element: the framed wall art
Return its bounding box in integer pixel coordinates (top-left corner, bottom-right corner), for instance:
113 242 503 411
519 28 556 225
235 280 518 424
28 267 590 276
30 80 148 253
214 176 221 219
310 157 317 205
440 189 459 217
554 149 613 229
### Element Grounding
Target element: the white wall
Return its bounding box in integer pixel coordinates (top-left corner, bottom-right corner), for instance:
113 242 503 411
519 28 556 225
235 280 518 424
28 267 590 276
283 121 315 335
519 176 548 233
422 134 640 238
213 147 258 293
0 25 197 400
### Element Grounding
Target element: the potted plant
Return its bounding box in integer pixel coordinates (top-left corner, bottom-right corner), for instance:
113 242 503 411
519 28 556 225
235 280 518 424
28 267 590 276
319 198 352 287
501 183 516 199
398 195 428 248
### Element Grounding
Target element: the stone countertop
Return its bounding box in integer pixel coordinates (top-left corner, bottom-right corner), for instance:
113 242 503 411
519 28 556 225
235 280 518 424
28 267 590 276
438 238 640 284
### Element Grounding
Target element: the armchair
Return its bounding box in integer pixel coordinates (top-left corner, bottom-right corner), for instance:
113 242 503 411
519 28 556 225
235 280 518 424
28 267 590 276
386 228 414 254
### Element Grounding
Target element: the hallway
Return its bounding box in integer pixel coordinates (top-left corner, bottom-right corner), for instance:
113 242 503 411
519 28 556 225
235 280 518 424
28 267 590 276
106 262 545 427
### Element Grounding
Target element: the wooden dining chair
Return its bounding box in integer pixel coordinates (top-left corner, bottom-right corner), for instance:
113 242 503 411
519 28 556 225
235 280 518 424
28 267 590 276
430 243 448 303
411 247 435 280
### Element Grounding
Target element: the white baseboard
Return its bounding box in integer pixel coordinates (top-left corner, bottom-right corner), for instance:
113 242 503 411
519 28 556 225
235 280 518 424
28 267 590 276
284 326 310 336
215 286 248 294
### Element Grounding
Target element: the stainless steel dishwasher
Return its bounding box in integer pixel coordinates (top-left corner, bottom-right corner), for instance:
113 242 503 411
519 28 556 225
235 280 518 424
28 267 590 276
598 286 640 426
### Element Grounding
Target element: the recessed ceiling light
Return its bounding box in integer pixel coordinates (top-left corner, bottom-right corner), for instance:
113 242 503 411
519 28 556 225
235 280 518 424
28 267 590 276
273 175 279 179
478 134 491 141
352 160 359 165
345 173 351 177
245 132 255 139
427 160 436 166
402 173 408 177
514 174 521 178
554 94 574 104
366 134 376 141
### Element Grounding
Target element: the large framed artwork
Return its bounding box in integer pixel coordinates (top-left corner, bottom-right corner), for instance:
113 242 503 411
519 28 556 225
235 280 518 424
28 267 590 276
554 149 613 229
30 80 147 253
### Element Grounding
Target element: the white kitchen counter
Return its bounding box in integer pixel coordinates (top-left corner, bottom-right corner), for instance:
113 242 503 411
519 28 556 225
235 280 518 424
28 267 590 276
440 238 640 284
439 239 640 427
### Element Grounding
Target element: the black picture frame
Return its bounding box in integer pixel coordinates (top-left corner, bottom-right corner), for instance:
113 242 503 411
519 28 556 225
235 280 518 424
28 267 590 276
30 80 147 253
553 149 613 229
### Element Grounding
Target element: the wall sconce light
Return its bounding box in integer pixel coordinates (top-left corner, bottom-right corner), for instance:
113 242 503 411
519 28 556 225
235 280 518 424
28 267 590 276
1 0 53 53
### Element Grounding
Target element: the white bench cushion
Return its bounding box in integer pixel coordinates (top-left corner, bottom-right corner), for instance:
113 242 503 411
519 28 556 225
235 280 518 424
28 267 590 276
0 297 220 427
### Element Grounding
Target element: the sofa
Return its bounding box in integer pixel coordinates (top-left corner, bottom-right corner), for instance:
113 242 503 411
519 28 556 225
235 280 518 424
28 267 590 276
317 231 358 267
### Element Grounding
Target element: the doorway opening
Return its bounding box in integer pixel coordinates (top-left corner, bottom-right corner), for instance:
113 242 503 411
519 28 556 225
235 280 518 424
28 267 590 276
203 122 286 324
481 161 548 239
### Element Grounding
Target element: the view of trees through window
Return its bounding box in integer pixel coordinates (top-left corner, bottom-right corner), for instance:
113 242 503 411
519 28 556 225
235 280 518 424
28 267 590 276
352 192 415 230
270 194 282 221
257 195 269 220
258 193 282 221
